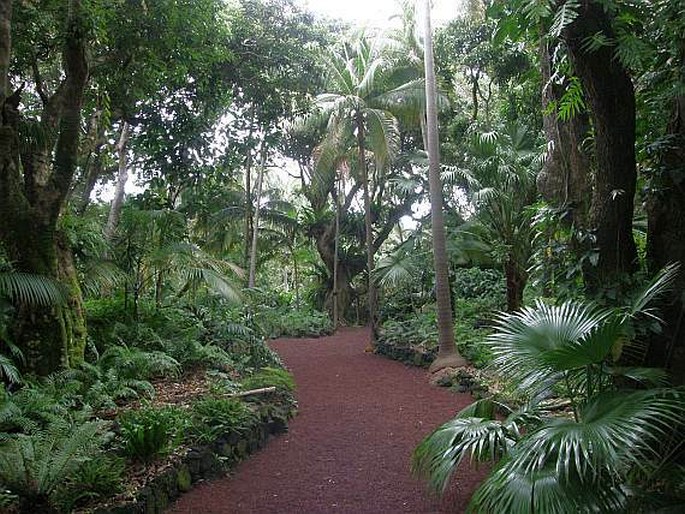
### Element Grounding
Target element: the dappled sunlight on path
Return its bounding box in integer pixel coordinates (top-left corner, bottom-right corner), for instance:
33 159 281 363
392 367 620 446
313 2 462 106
168 327 482 514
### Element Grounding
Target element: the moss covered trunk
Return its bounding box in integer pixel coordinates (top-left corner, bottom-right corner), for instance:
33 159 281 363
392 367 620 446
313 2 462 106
5 213 87 375
0 0 89 375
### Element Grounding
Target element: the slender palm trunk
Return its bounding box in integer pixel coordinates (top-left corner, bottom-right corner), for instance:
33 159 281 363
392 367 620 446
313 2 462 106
357 113 377 341
104 121 130 241
423 0 466 371
248 144 267 288
333 170 340 330
243 109 256 268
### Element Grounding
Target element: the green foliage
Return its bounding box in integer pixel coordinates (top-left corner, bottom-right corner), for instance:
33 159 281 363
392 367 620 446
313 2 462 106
256 305 333 338
378 297 497 368
0 421 110 510
414 276 685 512
54 455 125 511
452 267 506 302
118 406 187 463
99 344 181 381
0 272 67 307
241 367 296 393
189 398 257 444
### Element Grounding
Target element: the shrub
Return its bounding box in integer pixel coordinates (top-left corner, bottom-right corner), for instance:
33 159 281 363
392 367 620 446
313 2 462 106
255 306 333 338
377 299 496 368
118 406 186 462
241 367 296 393
413 293 685 513
189 398 257 444
452 267 506 303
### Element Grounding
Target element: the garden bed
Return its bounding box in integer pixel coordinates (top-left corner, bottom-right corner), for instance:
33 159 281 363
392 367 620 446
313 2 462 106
85 391 295 514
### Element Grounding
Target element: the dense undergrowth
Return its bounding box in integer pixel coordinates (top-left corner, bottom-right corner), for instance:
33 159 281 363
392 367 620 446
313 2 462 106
377 267 504 368
0 293 327 513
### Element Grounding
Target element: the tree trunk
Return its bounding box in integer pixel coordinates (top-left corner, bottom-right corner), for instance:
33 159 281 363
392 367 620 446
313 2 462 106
333 171 341 330
423 0 467 371
243 110 256 269
0 0 89 375
313 218 361 322
104 121 130 241
537 39 591 221
646 90 685 382
357 114 377 342
0 0 10 102
564 3 638 291
504 256 526 312
248 144 267 288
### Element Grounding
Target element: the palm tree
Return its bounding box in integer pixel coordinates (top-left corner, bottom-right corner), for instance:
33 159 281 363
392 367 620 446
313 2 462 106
314 36 402 341
422 0 467 371
413 264 685 512
462 122 541 311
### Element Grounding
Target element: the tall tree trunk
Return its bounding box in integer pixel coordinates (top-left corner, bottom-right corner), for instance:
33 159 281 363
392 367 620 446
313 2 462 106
333 171 341 330
293 247 300 308
564 3 638 291
537 39 591 221
423 0 467 371
0 0 10 102
243 109 256 268
77 107 106 213
0 0 89 375
646 89 685 382
357 114 377 341
104 121 130 241
248 144 267 288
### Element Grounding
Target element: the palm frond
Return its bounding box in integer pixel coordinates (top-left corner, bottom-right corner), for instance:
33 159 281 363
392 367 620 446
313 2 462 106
627 263 680 321
366 108 400 169
0 273 67 306
413 398 529 493
486 300 615 393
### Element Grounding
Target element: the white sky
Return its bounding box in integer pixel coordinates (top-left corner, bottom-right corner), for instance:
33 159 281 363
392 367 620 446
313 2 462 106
302 0 463 27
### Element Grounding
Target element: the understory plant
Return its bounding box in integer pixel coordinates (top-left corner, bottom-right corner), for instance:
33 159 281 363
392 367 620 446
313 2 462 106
241 367 296 393
0 421 110 513
413 266 685 513
118 406 187 463
190 398 257 444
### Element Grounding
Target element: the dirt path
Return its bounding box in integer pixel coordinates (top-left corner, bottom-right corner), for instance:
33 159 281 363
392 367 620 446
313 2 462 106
168 327 483 514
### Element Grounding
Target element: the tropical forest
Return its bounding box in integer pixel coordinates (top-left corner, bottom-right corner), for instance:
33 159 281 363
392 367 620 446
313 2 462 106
0 0 684 512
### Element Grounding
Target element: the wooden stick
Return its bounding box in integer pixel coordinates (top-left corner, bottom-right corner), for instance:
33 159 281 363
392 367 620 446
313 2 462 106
229 386 277 398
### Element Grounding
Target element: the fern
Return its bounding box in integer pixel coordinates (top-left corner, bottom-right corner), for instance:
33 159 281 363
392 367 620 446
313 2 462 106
99 344 180 381
522 0 553 23
557 76 586 121
549 0 580 38
0 421 109 509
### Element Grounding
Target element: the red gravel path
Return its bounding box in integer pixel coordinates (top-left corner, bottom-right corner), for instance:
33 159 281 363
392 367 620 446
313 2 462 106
168 327 483 514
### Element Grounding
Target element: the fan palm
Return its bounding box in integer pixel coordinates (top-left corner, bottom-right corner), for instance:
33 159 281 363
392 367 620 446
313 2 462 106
454 122 541 311
413 264 685 512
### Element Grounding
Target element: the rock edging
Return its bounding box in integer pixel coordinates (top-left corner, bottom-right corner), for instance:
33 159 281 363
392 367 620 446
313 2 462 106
95 400 294 514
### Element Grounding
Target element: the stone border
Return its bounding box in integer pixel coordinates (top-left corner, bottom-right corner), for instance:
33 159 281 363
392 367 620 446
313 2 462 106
373 340 437 368
95 399 295 514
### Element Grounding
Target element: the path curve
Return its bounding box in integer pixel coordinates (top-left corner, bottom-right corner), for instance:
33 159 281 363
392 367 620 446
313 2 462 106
168 327 483 514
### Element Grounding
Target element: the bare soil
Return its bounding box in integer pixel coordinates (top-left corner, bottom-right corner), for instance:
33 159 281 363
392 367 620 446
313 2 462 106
167 327 484 514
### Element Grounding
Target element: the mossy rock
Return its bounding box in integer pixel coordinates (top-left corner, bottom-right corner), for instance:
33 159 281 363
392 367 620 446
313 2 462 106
176 465 192 492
